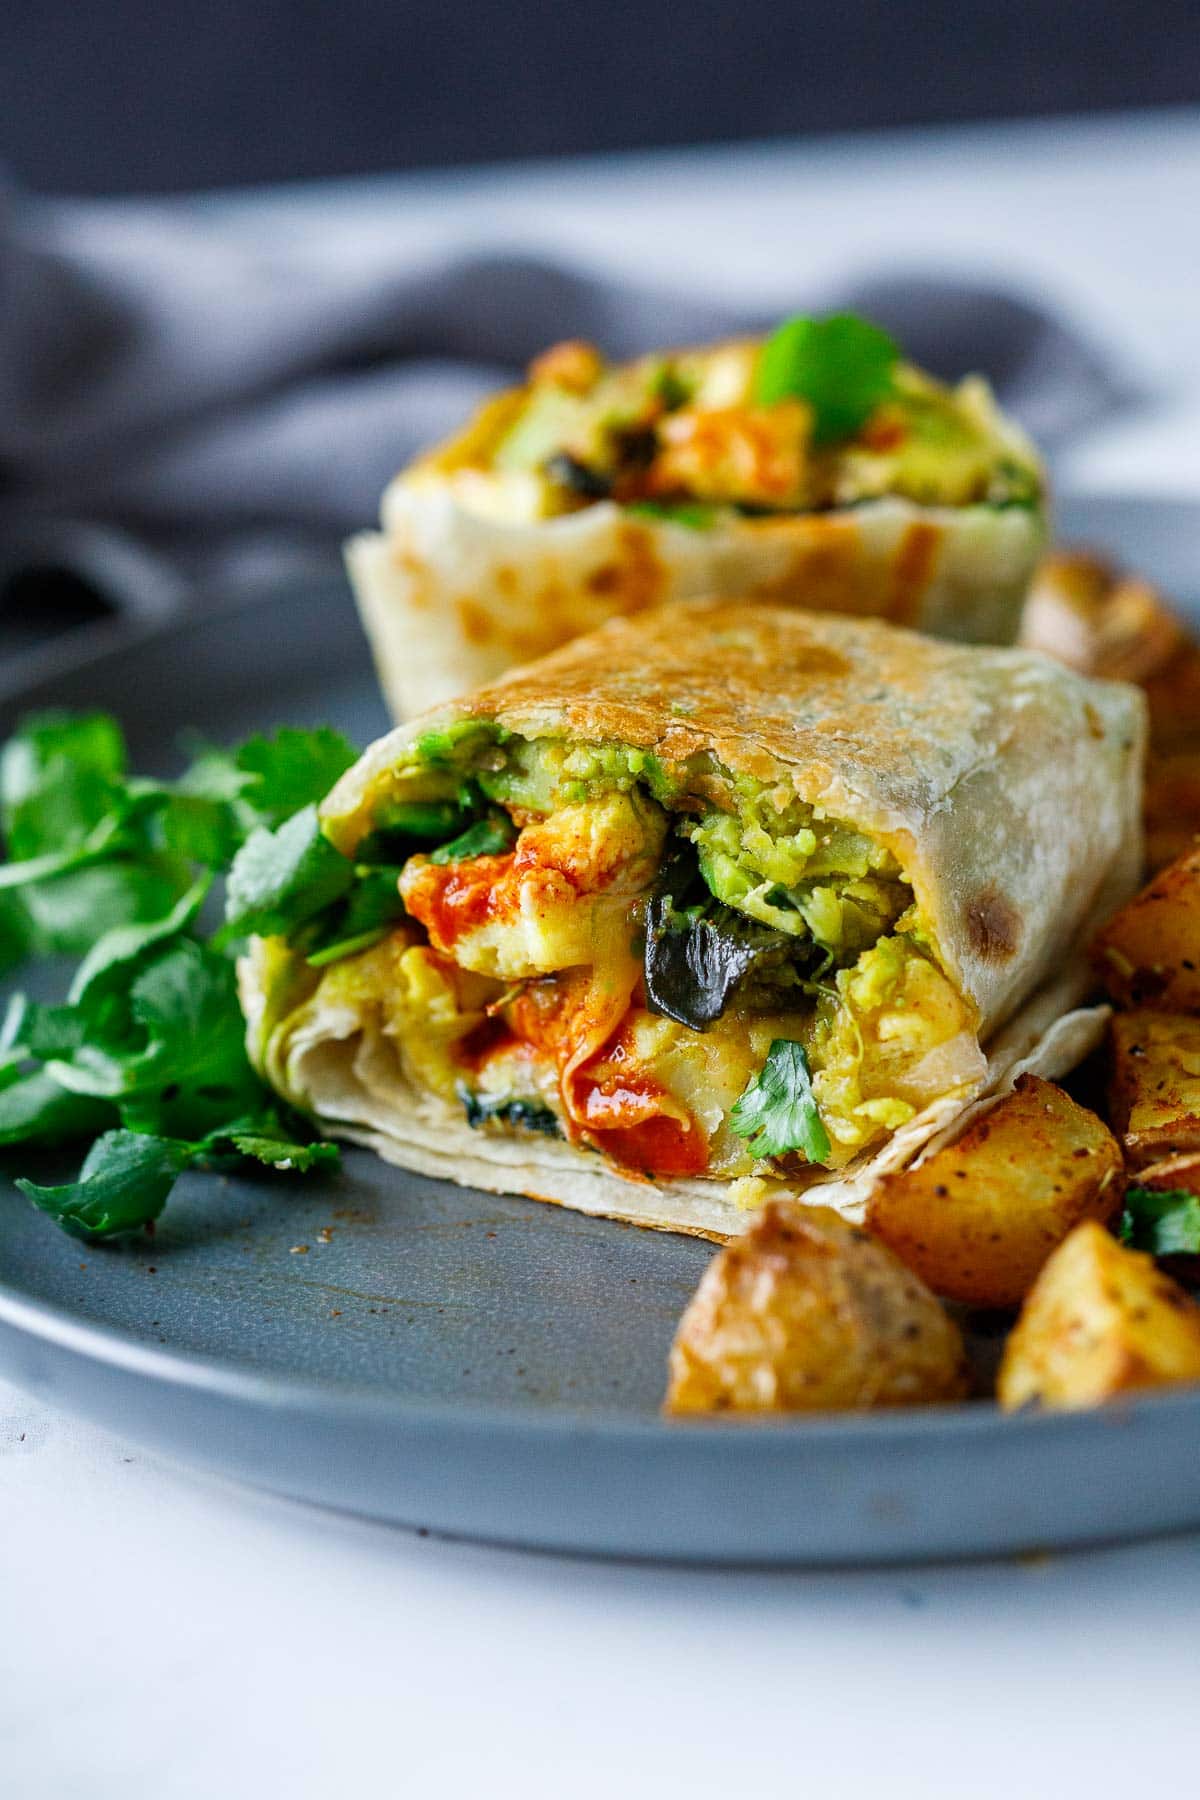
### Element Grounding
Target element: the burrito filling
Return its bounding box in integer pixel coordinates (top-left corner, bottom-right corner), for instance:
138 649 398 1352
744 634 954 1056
257 725 984 1184
409 319 1042 528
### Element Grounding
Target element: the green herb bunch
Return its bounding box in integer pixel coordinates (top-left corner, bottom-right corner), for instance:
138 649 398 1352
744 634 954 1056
0 712 364 1241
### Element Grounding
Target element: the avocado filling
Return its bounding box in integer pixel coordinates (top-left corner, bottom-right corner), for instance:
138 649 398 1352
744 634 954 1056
409 318 1043 526
263 731 980 1182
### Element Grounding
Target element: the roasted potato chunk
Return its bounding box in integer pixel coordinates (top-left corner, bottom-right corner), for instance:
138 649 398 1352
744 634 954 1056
1143 759 1200 877
998 1220 1200 1410
1093 845 1200 1011
1144 645 1200 755
665 1201 967 1414
1021 551 1186 683
1023 551 1200 877
1108 1010 1200 1169
865 1075 1123 1308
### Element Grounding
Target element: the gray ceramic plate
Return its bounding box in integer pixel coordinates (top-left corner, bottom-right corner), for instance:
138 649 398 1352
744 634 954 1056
1 494 1199 1565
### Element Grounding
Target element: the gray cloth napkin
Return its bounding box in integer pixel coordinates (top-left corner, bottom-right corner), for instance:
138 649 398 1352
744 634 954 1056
0 181 1136 636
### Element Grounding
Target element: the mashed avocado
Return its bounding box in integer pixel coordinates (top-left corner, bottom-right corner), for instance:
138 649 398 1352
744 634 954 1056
683 800 910 960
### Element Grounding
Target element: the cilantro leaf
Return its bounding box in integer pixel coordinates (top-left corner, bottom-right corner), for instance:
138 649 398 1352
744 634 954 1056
730 1039 831 1164
17 1129 190 1240
197 1114 340 1173
20 860 192 957
0 892 31 974
302 867 407 968
370 799 471 841
429 809 517 865
754 313 899 445
626 501 716 530
155 789 246 868
18 1000 96 1062
1 711 127 859
223 805 355 941
0 814 125 890
69 879 210 1008
0 710 357 1241
0 1072 115 1149
235 727 358 829
1120 1186 1200 1257
115 939 262 1137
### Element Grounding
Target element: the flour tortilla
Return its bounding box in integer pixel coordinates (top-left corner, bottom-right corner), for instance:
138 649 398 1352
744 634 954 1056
347 487 1044 719
243 601 1145 1238
240 950 1110 1241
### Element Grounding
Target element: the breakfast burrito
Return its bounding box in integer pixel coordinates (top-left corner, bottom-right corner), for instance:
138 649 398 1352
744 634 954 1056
346 315 1047 718
238 601 1143 1240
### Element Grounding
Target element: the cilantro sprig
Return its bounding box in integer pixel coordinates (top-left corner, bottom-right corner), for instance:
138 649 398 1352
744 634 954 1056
0 709 525 1242
729 1038 831 1165
754 313 900 445
1120 1186 1200 1257
0 712 362 1239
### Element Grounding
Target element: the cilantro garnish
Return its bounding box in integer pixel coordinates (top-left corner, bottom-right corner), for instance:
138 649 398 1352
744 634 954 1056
0 708 536 1241
1119 1186 1200 1257
18 1130 191 1241
730 1038 831 1164
626 501 717 530
429 809 517 865
754 313 900 445
222 805 356 942
0 713 362 1239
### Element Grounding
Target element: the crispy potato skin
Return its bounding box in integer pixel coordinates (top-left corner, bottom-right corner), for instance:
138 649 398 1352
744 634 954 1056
1093 845 1200 1011
1144 767 1200 876
865 1075 1123 1308
664 1202 968 1414
1022 552 1186 684
998 1220 1200 1410
1108 1010 1200 1169
1023 551 1200 875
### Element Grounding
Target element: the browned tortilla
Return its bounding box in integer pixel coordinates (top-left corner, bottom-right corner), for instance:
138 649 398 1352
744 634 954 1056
347 493 1043 718
325 599 1147 1044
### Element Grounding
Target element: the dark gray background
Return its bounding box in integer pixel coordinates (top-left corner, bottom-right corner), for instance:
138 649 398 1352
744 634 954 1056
2 0 1197 195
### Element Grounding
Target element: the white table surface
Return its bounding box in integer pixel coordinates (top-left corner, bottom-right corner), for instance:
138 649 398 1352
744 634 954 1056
7 106 1200 1798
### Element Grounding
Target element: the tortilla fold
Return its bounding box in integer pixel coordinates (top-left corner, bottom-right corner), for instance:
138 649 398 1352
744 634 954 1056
348 490 1043 720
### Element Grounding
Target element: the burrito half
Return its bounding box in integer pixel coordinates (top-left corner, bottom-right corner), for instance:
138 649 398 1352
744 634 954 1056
239 602 1143 1240
346 316 1046 718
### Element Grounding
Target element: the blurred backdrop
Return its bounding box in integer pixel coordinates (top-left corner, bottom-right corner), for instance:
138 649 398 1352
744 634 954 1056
2 0 1198 193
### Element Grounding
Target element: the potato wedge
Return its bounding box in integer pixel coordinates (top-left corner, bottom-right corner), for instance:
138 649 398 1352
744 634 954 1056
865 1075 1123 1307
665 1201 967 1414
1144 758 1200 876
1021 551 1186 682
997 1220 1200 1410
1108 1010 1200 1168
1023 551 1200 876
1143 641 1200 755
1093 845 1200 1011
1132 1152 1200 1199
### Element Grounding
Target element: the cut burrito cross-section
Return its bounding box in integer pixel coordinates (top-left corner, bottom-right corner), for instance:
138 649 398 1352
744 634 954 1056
239 601 1144 1240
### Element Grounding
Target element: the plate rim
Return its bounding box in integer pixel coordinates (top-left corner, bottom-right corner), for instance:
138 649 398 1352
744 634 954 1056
5 1233 1200 1451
